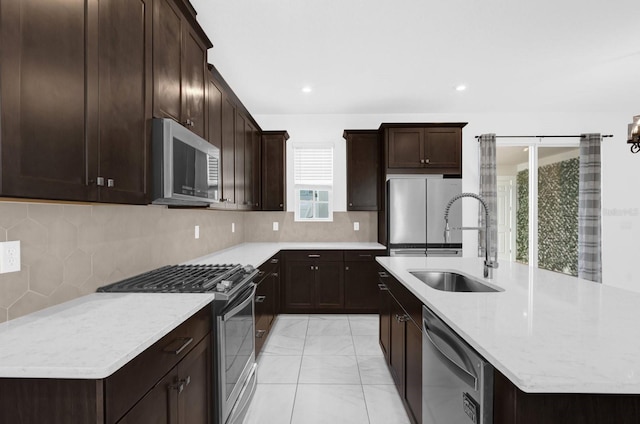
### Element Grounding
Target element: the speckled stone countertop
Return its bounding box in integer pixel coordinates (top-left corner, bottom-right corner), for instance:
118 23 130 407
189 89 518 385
0 293 215 379
377 256 640 394
186 242 386 267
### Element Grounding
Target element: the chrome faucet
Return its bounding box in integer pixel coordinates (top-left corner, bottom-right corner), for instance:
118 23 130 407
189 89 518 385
443 193 499 279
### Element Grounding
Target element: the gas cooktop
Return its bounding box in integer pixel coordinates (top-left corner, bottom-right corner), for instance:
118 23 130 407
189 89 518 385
96 264 256 294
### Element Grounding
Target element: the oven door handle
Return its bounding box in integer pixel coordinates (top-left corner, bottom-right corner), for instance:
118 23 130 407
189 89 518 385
221 284 257 321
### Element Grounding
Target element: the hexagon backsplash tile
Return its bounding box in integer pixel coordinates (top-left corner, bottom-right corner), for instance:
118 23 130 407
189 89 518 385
0 200 247 320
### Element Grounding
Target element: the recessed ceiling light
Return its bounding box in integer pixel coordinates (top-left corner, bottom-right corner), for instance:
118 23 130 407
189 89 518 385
455 85 467 91
301 86 312 93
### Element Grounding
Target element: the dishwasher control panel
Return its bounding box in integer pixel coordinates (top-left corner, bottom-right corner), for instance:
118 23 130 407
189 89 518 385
463 392 480 423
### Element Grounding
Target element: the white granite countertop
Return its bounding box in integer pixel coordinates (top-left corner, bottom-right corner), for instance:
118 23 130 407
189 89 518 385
377 256 640 394
187 242 386 267
0 293 215 379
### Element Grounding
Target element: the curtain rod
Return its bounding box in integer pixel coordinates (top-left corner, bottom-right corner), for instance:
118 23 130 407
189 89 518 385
475 134 613 140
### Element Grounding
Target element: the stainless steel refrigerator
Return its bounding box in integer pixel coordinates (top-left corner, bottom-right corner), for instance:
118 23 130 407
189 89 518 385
388 176 462 256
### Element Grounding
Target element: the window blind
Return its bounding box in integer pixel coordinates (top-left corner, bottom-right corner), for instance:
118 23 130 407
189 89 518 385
294 147 333 186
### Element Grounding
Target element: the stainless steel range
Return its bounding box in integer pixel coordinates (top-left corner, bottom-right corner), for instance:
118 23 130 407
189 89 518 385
98 263 259 424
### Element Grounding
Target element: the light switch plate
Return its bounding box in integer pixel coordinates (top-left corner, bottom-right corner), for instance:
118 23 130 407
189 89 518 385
232 223 235 233
354 222 360 231
0 240 21 274
273 222 279 231
194 225 200 239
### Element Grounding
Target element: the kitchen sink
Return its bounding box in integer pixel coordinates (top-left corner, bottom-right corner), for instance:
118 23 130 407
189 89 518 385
409 271 502 292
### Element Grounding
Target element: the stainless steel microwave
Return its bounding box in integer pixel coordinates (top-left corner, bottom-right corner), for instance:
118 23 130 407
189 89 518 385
152 118 220 206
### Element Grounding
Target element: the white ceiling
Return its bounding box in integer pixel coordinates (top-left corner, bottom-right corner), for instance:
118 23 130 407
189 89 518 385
191 0 640 116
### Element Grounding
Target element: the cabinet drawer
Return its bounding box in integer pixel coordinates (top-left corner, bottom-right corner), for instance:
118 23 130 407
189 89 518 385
285 250 343 262
344 250 382 262
105 305 211 424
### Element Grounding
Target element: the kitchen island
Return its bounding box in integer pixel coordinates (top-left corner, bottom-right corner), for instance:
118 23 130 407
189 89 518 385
377 256 640 423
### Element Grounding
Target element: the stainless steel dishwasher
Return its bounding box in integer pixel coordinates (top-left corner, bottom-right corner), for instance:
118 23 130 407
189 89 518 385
422 306 493 424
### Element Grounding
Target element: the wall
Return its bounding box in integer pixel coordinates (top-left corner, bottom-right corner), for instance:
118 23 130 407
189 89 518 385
0 203 378 322
244 211 376 242
255 111 640 292
0 201 245 323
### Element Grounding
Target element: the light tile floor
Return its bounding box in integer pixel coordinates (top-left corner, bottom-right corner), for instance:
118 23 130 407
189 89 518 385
243 314 411 424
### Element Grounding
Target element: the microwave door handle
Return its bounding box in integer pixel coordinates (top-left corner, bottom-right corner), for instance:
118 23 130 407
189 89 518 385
221 285 257 321
423 318 478 390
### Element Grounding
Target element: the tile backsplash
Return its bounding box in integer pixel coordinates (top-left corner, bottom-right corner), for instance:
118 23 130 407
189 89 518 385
0 201 377 322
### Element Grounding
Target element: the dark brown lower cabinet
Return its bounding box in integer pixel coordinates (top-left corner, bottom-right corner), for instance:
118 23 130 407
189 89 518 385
282 251 344 313
344 250 382 312
120 334 210 424
0 306 211 424
494 370 640 424
255 255 281 355
379 268 422 424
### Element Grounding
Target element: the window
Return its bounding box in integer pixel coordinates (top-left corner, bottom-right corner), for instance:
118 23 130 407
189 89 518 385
293 144 333 221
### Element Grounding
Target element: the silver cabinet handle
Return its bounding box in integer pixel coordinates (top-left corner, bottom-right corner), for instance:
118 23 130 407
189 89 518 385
308 254 321 258
345 266 349 271
378 271 389 278
279 203 283 208
256 329 267 338
310 265 314 270
359 254 373 258
255 295 266 303
420 159 425 164
107 178 114 188
169 375 191 394
272 272 279 278
270 258 279 264
425 158 430 164
349 202 353 207
378 283 388 291
163 337 193 355
395 314 410 323
96 176 105 186
315 266 319 270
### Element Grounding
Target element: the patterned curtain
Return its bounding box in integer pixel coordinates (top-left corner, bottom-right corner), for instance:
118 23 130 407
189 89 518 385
478 134 497 259
578 134 602 283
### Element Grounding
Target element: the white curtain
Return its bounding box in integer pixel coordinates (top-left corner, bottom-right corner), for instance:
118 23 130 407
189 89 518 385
578 134 602 283
478 134 497 259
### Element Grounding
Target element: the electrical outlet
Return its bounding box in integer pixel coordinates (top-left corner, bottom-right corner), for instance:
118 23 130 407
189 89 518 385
194 225 200 239
354 222 360 231
273 222 279 231
232 223 235 233
0 241 21 274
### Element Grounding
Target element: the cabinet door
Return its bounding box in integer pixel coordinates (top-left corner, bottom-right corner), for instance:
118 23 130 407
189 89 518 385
206 76 223 150
0 0 96 201
182 26 206 138
118 367 178 424
247 122 261 209
178 335 211 424
344 261 379 311
405 321 422 424
221 96 236 206
387 128 424 168
261 133 287 211
389 296 405 391
153 0 182 122
315 261 344 309
96 0 151 205
346 132 380 210
234 111 247 208
424 127 462 174
378 282 391 360
284 261 315 310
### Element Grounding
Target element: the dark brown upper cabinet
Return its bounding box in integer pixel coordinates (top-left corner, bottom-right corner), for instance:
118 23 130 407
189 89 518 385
153 0 212 138
0 0 151 204
344 130 381 211
383 123 467 175
261 131 289 211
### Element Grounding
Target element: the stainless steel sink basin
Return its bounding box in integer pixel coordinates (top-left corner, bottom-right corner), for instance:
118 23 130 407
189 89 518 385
409 271 502 292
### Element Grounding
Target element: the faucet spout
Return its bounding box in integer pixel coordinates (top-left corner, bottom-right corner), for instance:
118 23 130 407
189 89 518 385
443 193 499 279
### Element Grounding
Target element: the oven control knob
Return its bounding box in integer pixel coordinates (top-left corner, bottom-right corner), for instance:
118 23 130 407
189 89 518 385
216 280 233 291
243 265 255 273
